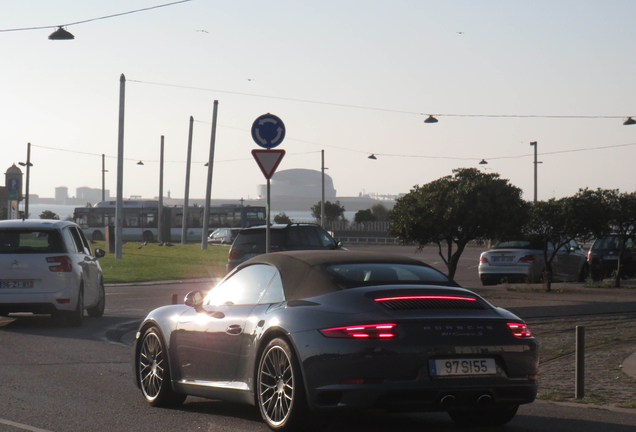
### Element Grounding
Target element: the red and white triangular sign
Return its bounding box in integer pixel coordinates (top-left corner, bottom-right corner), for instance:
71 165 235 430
252 149 285 179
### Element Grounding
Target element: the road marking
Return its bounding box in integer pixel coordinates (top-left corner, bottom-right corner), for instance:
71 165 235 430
0 418 54 432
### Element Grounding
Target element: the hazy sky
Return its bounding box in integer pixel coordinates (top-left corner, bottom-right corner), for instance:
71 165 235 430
2 0 635 204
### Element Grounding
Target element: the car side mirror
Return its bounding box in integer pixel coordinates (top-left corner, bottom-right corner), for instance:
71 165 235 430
337 241 343 249
95 248 106 258
184 290 205 308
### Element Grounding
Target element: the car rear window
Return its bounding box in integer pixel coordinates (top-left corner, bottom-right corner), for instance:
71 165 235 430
594 236 634 250
495 239 544 249
0 229 65 254
325 263 450 285
232 229 286 251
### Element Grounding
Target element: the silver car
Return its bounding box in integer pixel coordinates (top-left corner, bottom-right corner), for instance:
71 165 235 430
479 238 588 286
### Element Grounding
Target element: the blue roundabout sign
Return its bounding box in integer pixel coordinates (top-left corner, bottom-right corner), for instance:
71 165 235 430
251 113 286 149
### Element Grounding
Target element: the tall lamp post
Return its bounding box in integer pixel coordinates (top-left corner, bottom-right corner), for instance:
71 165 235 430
529 141 541 203
321 150 325 228
18 142 33 219
101 154 108 202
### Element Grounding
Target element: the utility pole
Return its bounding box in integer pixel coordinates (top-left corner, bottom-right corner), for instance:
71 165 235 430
530 141 538 203
202 101 219 249
115 74 126 259
181 116 194 245
321 150 325 228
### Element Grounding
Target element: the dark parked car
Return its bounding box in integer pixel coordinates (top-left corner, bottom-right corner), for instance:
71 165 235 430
226 223 343 273
133 250 538 431
587 234 635 281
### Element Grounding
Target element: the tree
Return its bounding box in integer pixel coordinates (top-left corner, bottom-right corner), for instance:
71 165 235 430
311 200 346 225
354 209 375 223
522 188 612 291
371 203 389 221
39 210 60 220
388 168 527 280
274 212 292 224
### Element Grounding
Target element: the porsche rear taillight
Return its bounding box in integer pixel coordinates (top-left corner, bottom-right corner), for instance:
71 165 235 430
518 255 536 263
507 322 532 338
320 323 398 339
46 256 73 272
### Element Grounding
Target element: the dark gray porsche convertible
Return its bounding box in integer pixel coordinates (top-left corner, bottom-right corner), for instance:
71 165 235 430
133 251 538 431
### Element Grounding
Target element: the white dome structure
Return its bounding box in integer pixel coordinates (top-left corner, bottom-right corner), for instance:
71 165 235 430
257 169 336 199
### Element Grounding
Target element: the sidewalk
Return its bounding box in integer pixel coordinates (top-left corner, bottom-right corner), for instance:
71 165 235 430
471 282 636 379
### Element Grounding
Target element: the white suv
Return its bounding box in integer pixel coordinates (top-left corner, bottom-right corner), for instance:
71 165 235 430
0 219 106 326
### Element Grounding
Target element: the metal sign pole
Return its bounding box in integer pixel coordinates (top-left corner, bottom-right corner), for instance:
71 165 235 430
266 178 271 253
250 113 286 255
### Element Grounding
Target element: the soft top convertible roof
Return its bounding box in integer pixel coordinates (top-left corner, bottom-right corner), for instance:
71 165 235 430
238 250 455 301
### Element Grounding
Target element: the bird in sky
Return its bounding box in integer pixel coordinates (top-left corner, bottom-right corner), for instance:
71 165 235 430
196 29 209 33
457 31 464 34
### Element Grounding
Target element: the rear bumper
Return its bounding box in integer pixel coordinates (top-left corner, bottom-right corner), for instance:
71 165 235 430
589 259 636 278
292 328 539 412
0 284 78 314
0 302 61 315
311 379 537 412
479 264 541 283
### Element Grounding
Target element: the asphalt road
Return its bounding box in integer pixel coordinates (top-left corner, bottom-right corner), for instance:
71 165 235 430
1 246 635 431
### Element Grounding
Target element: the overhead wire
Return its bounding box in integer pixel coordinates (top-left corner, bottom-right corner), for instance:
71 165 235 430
0 0 193 32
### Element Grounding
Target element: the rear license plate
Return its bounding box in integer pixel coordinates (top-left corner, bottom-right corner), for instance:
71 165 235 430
492 256 514 263
429 358 496 377
603 255 619 260
0 280 34 289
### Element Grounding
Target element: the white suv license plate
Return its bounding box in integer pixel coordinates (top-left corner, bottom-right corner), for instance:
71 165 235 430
0 280 34 289
429 358 496 377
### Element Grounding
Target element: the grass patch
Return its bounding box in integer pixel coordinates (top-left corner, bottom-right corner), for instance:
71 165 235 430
92 241 229 284
575 393 606 405
536 389 567 402
616 400 636 409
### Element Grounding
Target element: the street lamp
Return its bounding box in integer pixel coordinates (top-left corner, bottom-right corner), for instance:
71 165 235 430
48 26 75 40
18 142 33 219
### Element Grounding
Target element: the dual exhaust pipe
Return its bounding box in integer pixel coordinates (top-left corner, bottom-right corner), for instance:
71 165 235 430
440 394 492 408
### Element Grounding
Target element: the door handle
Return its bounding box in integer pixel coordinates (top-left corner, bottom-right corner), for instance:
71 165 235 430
226 325 243 335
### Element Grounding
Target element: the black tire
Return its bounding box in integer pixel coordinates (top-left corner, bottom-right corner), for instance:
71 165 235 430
481 277 496 286
87 281 105 317
66 287 84 327
137 327 186 407
257 338 313 432
448 405 519 427
578 264 589 282
142 231 154 243
92 230 104 241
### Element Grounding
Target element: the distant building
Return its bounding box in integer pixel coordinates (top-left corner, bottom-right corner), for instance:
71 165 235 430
55 186 68 203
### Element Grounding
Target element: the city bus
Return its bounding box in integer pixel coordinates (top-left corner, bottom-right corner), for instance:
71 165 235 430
73 200 266 243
